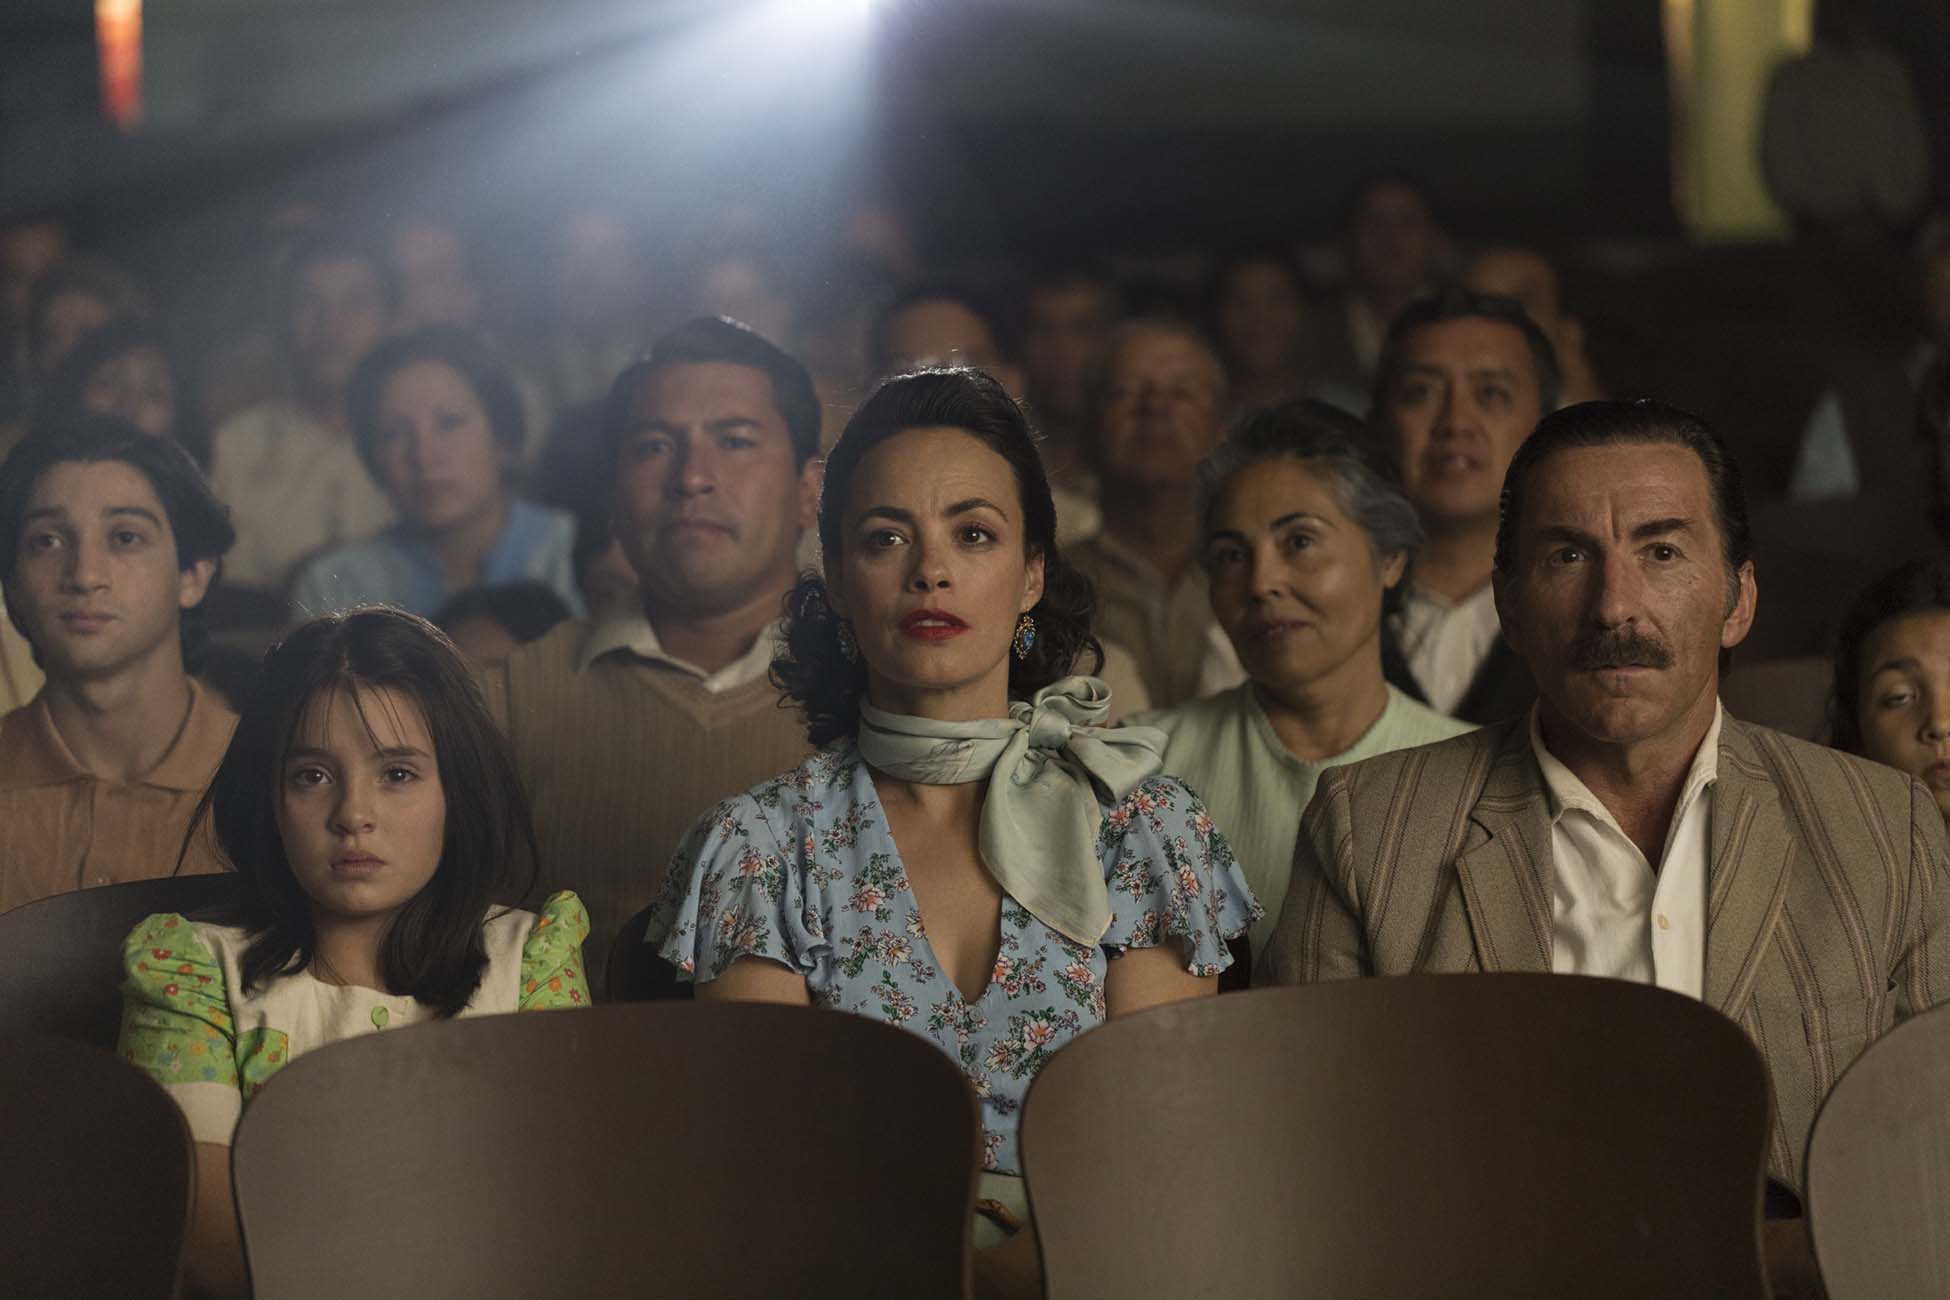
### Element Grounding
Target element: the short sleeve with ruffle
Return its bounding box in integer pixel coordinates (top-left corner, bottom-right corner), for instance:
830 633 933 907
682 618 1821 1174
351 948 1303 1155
118 912 241 1145
1099 776 1260 976
518 890 592 1009
648 791 829 985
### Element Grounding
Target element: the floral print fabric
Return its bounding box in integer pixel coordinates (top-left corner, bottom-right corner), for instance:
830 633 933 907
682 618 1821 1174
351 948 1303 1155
118 890 591 1141
650 743 1258 1174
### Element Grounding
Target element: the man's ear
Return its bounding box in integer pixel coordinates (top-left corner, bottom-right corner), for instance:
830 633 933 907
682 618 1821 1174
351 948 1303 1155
1720 561 1758 652
178 558 217 611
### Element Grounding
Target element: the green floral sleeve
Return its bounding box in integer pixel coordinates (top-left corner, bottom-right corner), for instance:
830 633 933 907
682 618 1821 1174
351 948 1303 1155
118 912 238 1089
519 891 591 1010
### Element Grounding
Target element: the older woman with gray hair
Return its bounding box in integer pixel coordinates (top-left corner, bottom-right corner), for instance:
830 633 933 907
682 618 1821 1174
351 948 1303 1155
1132 398 1471 971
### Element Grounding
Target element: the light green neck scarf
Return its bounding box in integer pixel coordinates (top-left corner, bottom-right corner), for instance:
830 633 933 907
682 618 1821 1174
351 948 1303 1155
856 676 1167 946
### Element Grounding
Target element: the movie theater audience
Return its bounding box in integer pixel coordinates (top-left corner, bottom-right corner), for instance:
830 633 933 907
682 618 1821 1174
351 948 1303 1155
15 74 1950 1298
0 416 236 908
290 326 582 620
649 367 1255 1298
117 606 589 1300
1134 400 1469 962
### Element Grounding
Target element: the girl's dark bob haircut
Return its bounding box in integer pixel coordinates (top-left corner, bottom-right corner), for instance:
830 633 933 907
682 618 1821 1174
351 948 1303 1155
772 367 1102 745
189 606 539 1015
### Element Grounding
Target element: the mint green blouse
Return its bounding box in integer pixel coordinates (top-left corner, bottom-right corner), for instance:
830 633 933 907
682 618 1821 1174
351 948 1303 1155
1135 685 1472 959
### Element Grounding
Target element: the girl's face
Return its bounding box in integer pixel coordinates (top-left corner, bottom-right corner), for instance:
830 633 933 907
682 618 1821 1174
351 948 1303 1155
81 345 176 440
277 683 447 927
826 426 1044 720
1857 608 1950 820
369 360 508 533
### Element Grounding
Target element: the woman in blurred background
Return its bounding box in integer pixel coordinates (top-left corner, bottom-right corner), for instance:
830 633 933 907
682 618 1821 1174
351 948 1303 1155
34 318 208 464
649 368 1255 1300
1134 399 1470 971
1831 556 1950 828
291 326 583 619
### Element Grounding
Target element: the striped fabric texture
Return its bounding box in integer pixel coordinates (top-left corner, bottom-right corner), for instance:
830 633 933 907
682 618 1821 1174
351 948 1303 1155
1264 715 1950 1189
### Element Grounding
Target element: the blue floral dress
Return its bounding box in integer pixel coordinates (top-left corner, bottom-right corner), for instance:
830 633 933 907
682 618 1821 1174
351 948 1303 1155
649 742 1259 1174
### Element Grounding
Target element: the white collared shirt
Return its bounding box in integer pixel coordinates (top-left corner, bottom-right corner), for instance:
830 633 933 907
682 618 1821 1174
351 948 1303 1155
576 609 782 694
1532 702 1721 1001
1392 583 1502 716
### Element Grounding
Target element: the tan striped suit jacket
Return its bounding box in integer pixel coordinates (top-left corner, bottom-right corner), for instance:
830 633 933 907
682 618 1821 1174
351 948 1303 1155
1263 714 1950 1189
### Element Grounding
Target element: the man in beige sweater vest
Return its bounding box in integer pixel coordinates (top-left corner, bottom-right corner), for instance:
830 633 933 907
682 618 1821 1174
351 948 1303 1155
479 318 822 983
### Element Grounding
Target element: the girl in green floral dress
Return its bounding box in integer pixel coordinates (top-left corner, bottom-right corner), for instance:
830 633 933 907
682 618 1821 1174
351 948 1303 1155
117 607 588 1300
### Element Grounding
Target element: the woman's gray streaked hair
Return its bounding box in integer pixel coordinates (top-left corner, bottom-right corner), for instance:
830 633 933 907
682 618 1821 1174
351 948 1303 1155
1194 398 1423 591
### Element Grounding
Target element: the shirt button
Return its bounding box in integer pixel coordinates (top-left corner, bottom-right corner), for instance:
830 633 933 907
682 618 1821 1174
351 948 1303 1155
1656 914 1671 931
371 1006 390 1029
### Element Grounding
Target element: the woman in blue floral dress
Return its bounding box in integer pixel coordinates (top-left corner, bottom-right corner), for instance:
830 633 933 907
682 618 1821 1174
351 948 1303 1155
649 368 1257 1298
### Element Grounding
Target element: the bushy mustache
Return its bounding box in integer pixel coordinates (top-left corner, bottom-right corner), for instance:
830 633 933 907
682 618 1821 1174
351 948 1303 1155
1567 627 1674 671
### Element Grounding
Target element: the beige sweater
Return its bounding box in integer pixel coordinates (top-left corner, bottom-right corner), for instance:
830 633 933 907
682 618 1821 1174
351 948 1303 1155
478 620 812 985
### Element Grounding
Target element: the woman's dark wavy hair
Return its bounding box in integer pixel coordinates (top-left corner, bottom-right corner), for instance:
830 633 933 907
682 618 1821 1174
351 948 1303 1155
1829 557 1950 753
32 319 208 466
189 606 540 1016
773 368 1102 745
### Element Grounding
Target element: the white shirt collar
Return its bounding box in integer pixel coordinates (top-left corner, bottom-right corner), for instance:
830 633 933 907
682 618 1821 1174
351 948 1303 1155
577 608 783 694
1530 700 1723 846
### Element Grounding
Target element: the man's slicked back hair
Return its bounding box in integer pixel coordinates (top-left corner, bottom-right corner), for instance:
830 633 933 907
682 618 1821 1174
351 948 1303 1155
1493 399 1753 602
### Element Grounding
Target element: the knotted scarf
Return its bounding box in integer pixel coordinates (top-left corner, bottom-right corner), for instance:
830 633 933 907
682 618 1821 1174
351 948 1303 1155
856 676 1166 945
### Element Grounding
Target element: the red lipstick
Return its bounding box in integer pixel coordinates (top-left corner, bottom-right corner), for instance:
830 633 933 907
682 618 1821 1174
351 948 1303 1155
899 609 969 641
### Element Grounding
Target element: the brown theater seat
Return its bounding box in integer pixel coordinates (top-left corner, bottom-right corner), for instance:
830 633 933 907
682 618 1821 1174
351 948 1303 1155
1806 1000 1950 1299
0 874 241 1048
231 1001 981 1299
0 1031 194 1300
1020 974 1772 1300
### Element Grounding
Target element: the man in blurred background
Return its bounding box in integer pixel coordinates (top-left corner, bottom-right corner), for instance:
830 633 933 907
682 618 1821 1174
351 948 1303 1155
1068 318 1242 707
1315 174 1449 397
1463 246 1607 407
206 229 396 590
1374 289 1558 724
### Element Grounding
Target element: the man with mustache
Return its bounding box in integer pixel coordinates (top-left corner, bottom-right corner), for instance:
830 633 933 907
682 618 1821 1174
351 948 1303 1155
1265 400 1950 1296
0 416 236 908
477 318 820 979
1373 289 1559 724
